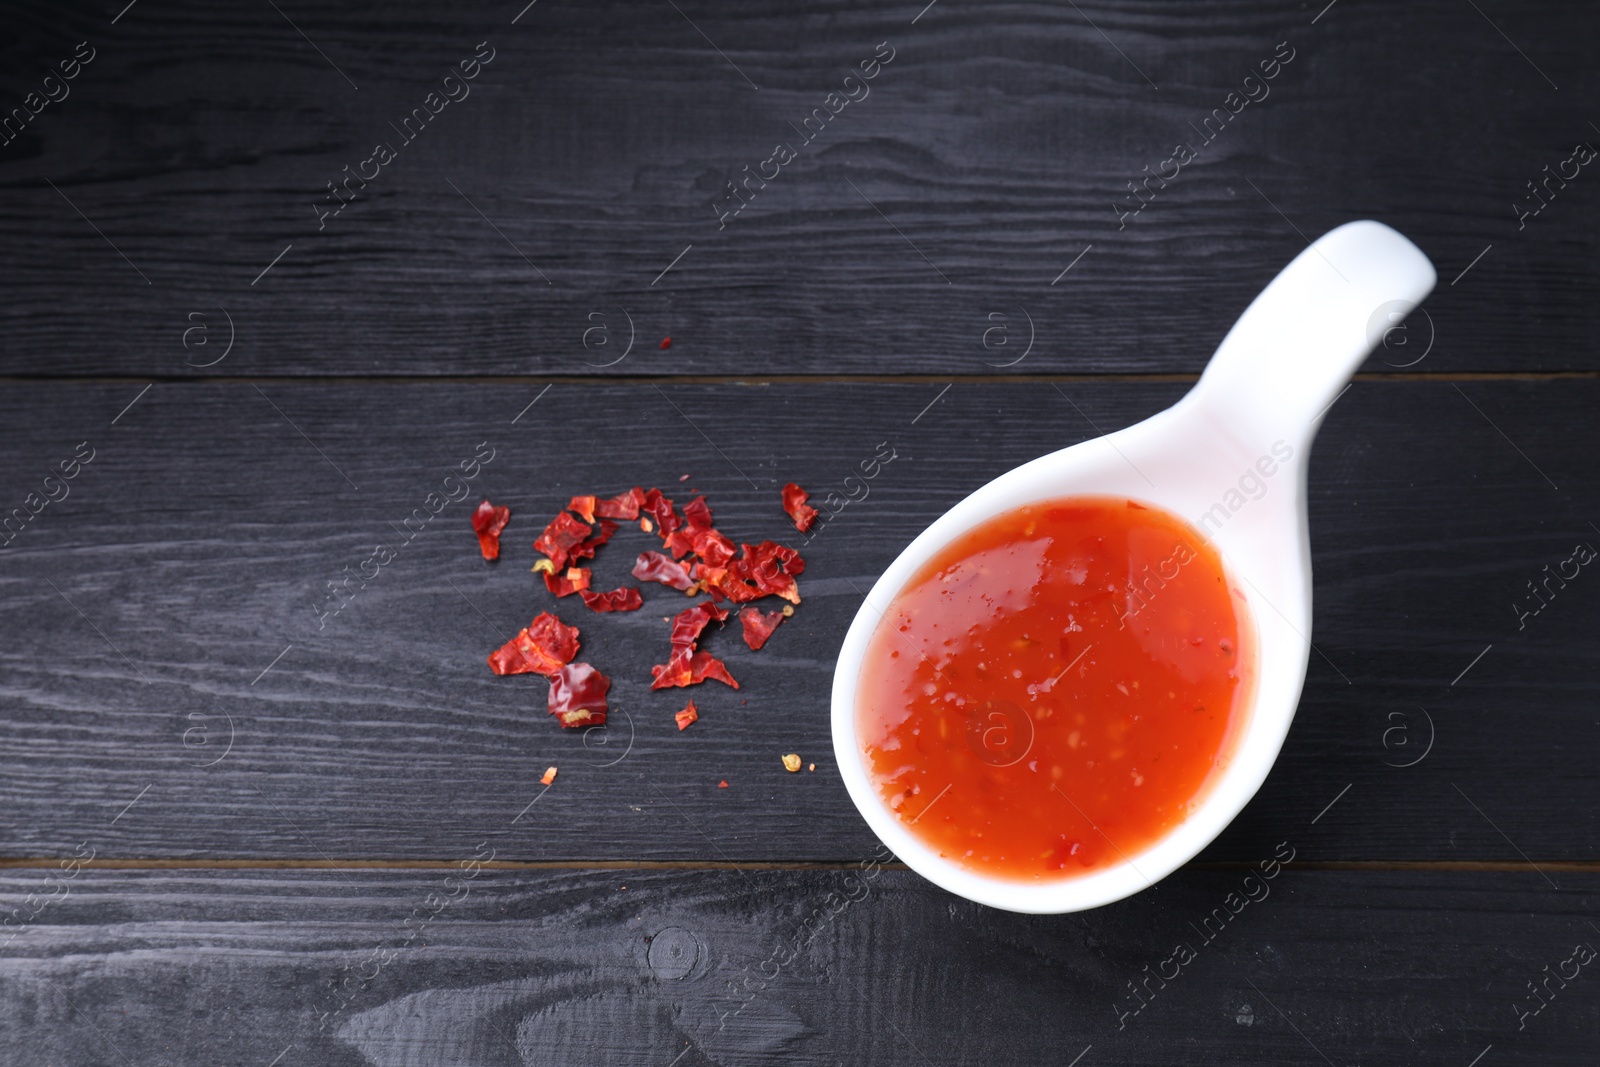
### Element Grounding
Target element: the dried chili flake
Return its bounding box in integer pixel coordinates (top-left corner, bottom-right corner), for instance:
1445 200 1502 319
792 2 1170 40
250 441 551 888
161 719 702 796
632 550 694 592
698 531 736 568
488 612 580 677
688 540 806 605
651 602 738 691
650 649 694 689
541 765 558 786
640 488 681 536
548 662 609 728
669 601 728 652
762 577 800 606
661 338 672 350
688 651 738 688
682 496 713 529
580 587 644 613
651 648 738 689
664 525 735 567
661 529 691 558
534 511 592 570
740 606 785 650
706 570 756 603
595 487 646 521
477 479 808 710
757 540 807 577
471 500 511 561
690 563 754 604
544 566 592 598
568 519 618 565
718 779 729 788
782 483 818 533
741 541 805 604
675 700 699 730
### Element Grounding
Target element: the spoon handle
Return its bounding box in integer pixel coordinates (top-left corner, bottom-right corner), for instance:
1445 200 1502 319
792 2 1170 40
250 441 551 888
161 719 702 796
1189 220 1436 451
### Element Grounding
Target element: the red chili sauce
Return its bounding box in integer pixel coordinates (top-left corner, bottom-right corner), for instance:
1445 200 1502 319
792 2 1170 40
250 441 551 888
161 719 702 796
856 497 1254 882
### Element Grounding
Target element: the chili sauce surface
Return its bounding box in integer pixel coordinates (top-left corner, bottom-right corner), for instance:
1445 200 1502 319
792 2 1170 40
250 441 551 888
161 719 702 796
856 496 1254 882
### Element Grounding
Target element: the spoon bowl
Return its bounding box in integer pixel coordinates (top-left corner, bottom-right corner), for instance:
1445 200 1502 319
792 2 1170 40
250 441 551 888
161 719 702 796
831 221 1436 914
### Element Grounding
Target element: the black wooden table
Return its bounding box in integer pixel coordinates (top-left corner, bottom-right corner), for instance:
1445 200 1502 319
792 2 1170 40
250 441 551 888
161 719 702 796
3 1 1597 1063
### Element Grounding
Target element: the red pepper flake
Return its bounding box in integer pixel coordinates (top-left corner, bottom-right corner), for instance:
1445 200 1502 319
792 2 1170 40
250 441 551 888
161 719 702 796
488 612 580 677
632 550 694 591
718 779 729 788
471 500 511 561
579 587 644 612
541 765 558 786
743 541 805 603
651 649 738 690
740 606 785 650
689 651 738 688
595 487 646 521
682 497 712 528
474 481 809 720
568 519 618 565
661 337 672 349
534 511 592 570
675 699 699 730
692 563 760 604
664 524 736 567
544 567 592 597
650 601 737 689
669 601 728 652
693 541 805 605
782 483 818 533
662 496 733 563
548 662 609 728
640 488 681 536
759 540 806 577
650 650 694 689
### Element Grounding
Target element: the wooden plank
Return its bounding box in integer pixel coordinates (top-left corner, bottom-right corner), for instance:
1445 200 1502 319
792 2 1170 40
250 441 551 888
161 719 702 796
1 0 1596 375
0 379 1595 861
1 865 1595 1064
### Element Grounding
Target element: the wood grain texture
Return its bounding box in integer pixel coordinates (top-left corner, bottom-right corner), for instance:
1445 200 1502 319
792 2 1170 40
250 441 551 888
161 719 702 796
4 1 1598 1059
0 379 1594 861
2 865 1596 1065
0 0 1597 375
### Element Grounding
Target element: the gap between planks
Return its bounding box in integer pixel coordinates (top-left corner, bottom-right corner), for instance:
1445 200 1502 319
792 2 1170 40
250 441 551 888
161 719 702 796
0 371 1597 387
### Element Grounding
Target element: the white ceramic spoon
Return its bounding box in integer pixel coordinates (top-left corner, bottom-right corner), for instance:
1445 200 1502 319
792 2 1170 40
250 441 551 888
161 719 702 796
831 220 1437 914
